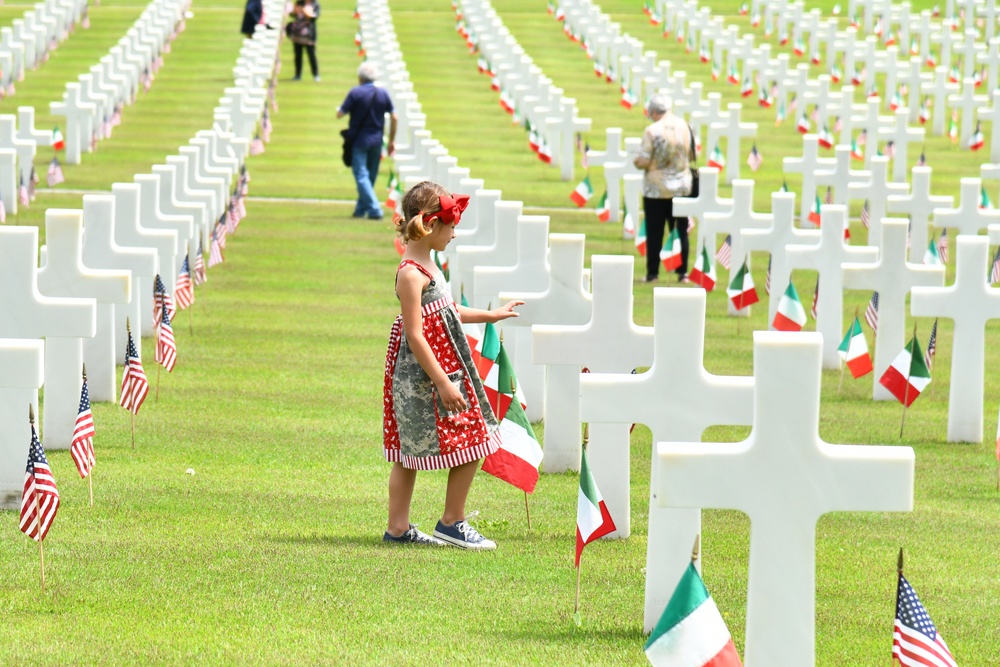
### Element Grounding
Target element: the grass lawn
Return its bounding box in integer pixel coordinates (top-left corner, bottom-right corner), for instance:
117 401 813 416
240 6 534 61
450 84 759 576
1 0 999 664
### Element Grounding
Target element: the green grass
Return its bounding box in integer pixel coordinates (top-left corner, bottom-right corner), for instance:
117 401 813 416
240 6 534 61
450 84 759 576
1 0 999 664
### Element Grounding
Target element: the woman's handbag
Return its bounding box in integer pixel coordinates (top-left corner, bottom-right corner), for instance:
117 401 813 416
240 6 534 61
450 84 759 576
689 167 700 199
286 17 313 44
340 129 353 167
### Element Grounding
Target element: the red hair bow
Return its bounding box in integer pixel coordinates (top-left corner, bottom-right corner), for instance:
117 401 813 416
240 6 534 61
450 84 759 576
424 194 470 225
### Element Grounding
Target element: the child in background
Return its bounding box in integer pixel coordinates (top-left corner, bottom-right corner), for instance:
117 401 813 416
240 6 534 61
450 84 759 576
382 181 522 549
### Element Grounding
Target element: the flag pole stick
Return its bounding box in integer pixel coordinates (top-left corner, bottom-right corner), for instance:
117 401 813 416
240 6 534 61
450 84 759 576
131 412 135 450
155 343 161 402
523 491 531 530
88 471 93 507
36 493 45 589
691 534 700 564
126 318 136 449
574 560 582 617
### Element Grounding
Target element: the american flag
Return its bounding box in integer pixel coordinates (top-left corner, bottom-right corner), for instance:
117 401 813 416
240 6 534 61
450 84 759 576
175 255 194 309
156 301 177 372
140 68 153 93
261 110 272 143
937 230 948 264
892 573 957 667
18 176 29 207
46 158 64 187
240 165 250 197
764 255 771 295
250 134 265 156
29 166 38 200
858 129 867 146
811 277 819 319
209 230 224 268
70 378 96 479
824 186 833 205
924 319 938 370
884 141 896 158
860 200 870 229
152 274 175 328
715 234 732 270
20 419 60 542
581 141 590 170
193 241 207 285
119 327 149 415
832 115 842 133
747 144 763 171
226 201 239 233
865 291 879 332
917 150 927 167
991 246 1000 284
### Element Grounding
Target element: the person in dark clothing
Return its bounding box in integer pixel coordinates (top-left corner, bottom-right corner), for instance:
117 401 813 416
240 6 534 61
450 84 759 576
241 0 263 37
337 62 397 219
289 0 320 81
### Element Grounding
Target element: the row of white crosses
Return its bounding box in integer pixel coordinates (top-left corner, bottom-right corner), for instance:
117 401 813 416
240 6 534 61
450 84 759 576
460 0 591 181
51 0 189 164
0 0 88 92
0 0 283 508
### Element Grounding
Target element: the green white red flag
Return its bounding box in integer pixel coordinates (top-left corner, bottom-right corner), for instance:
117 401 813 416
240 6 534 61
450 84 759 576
644 563 743 667
879 335 931 407
595 190 611 222
726 260 759 310
570 175 594 207
660 228 682 271
633 216 646 255
481 345 541 493
575 446 616 567
472 322 501 381
837 317 873 378
772 282 807 331
688 245 716 291
808 195 822 225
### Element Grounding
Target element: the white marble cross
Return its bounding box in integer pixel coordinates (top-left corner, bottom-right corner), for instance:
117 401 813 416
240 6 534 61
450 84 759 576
0 340 43 510
37 209 130 446
655 331 914 666
848 156 908 246
817 145 870 208
879 109 925 182
978 90 1000 164
783 135 835 227
710 103 757 184
532 255 653 539
81 194 158 391
948 78 988 146
933 177 1000 235
912 236 1000 442
920 66 959 137
50 83 97 165
580 288 753 632
0 114 35 187
852 97 895 169
497 234 591 473
786 205 878 368
953 29 985 80
843 219 944 401
672 167 733 252
703 179 771 316
886 167 954 263
977 38 1000 93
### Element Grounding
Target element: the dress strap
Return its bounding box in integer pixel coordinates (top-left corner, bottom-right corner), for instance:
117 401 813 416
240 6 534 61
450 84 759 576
397 259 436 281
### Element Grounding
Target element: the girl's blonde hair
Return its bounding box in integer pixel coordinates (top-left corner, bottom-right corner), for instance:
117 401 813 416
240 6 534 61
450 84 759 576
395 181 450 244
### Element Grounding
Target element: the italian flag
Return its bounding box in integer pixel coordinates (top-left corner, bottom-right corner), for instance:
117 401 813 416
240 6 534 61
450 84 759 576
688 245 716 291
634 217 646 255
837 317 873 378
621 87 638 110
949 111 958 142
727 65 739 85
808 195 822 225
707 144 725 171
575 446 616 567
969 122 985 151
483 343 527 422
570 176 594 207
595 191 611 222
772 282 807 331
923 239 942 265
644 563 743 667
818 125 834 149
739 75 754 97
981 186 992 210
51 127 65 151
879 335 931 407
726 260 759 310
481 352 541 494
660 228 682 271
850 138 863 161
797 113 810 134
472 322 501 382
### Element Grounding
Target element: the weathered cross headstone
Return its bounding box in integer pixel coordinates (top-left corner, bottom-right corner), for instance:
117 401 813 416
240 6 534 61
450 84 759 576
0 340 43 509
886 167 953 263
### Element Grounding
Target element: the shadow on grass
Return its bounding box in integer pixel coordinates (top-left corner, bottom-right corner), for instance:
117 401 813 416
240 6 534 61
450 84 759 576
266 532 382 547
494 624 645 642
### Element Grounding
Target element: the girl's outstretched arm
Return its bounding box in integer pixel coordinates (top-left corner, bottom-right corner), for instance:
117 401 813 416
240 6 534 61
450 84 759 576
397 267 467 412
457 300 524 324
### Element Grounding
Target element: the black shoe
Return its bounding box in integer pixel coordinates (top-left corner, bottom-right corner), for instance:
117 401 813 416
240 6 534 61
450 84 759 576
291 75 301 81
642 275 659 283
351 212 365 218
368 213 384 220
383 524 445 546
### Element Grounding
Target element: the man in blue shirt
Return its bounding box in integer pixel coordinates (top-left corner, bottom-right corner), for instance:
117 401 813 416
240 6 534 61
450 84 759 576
337 62 397 220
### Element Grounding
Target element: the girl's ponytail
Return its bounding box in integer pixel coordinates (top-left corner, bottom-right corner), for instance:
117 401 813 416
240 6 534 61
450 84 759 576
395 180 449 244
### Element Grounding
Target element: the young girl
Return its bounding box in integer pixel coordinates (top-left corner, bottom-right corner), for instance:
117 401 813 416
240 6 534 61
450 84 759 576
382 181 522 549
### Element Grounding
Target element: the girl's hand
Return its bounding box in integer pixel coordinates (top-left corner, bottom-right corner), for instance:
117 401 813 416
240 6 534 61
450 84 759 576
436 380 467 413
490 301 524 323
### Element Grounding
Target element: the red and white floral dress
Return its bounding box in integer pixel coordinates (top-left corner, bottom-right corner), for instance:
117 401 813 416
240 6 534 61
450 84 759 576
382 260 500 470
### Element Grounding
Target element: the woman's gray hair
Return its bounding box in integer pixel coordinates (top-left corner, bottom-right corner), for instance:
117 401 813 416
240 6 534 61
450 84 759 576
646 93 671 116
358 62 378 83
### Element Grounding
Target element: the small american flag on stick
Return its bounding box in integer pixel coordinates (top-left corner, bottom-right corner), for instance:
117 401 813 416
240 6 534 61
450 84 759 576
209 231 224 268
175 255 194 309
18 176 29 207
152 274 175 328
860 200 870 229
119 325 149 415
991 246 1000 284
715 234 732 270
193 241 207 285
70 372 95 479
746 144 763 171
46 158 64 187
864 291 879 332
156 301 177 372
924 319 938 370
936 230 948 264
21 407 60 542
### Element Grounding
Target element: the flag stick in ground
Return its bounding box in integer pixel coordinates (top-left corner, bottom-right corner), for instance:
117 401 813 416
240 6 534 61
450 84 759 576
127 319 136 449
573 424 590 623
838 307 858 394
524 491 531 530
900 324 916 439
83 364 93 506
